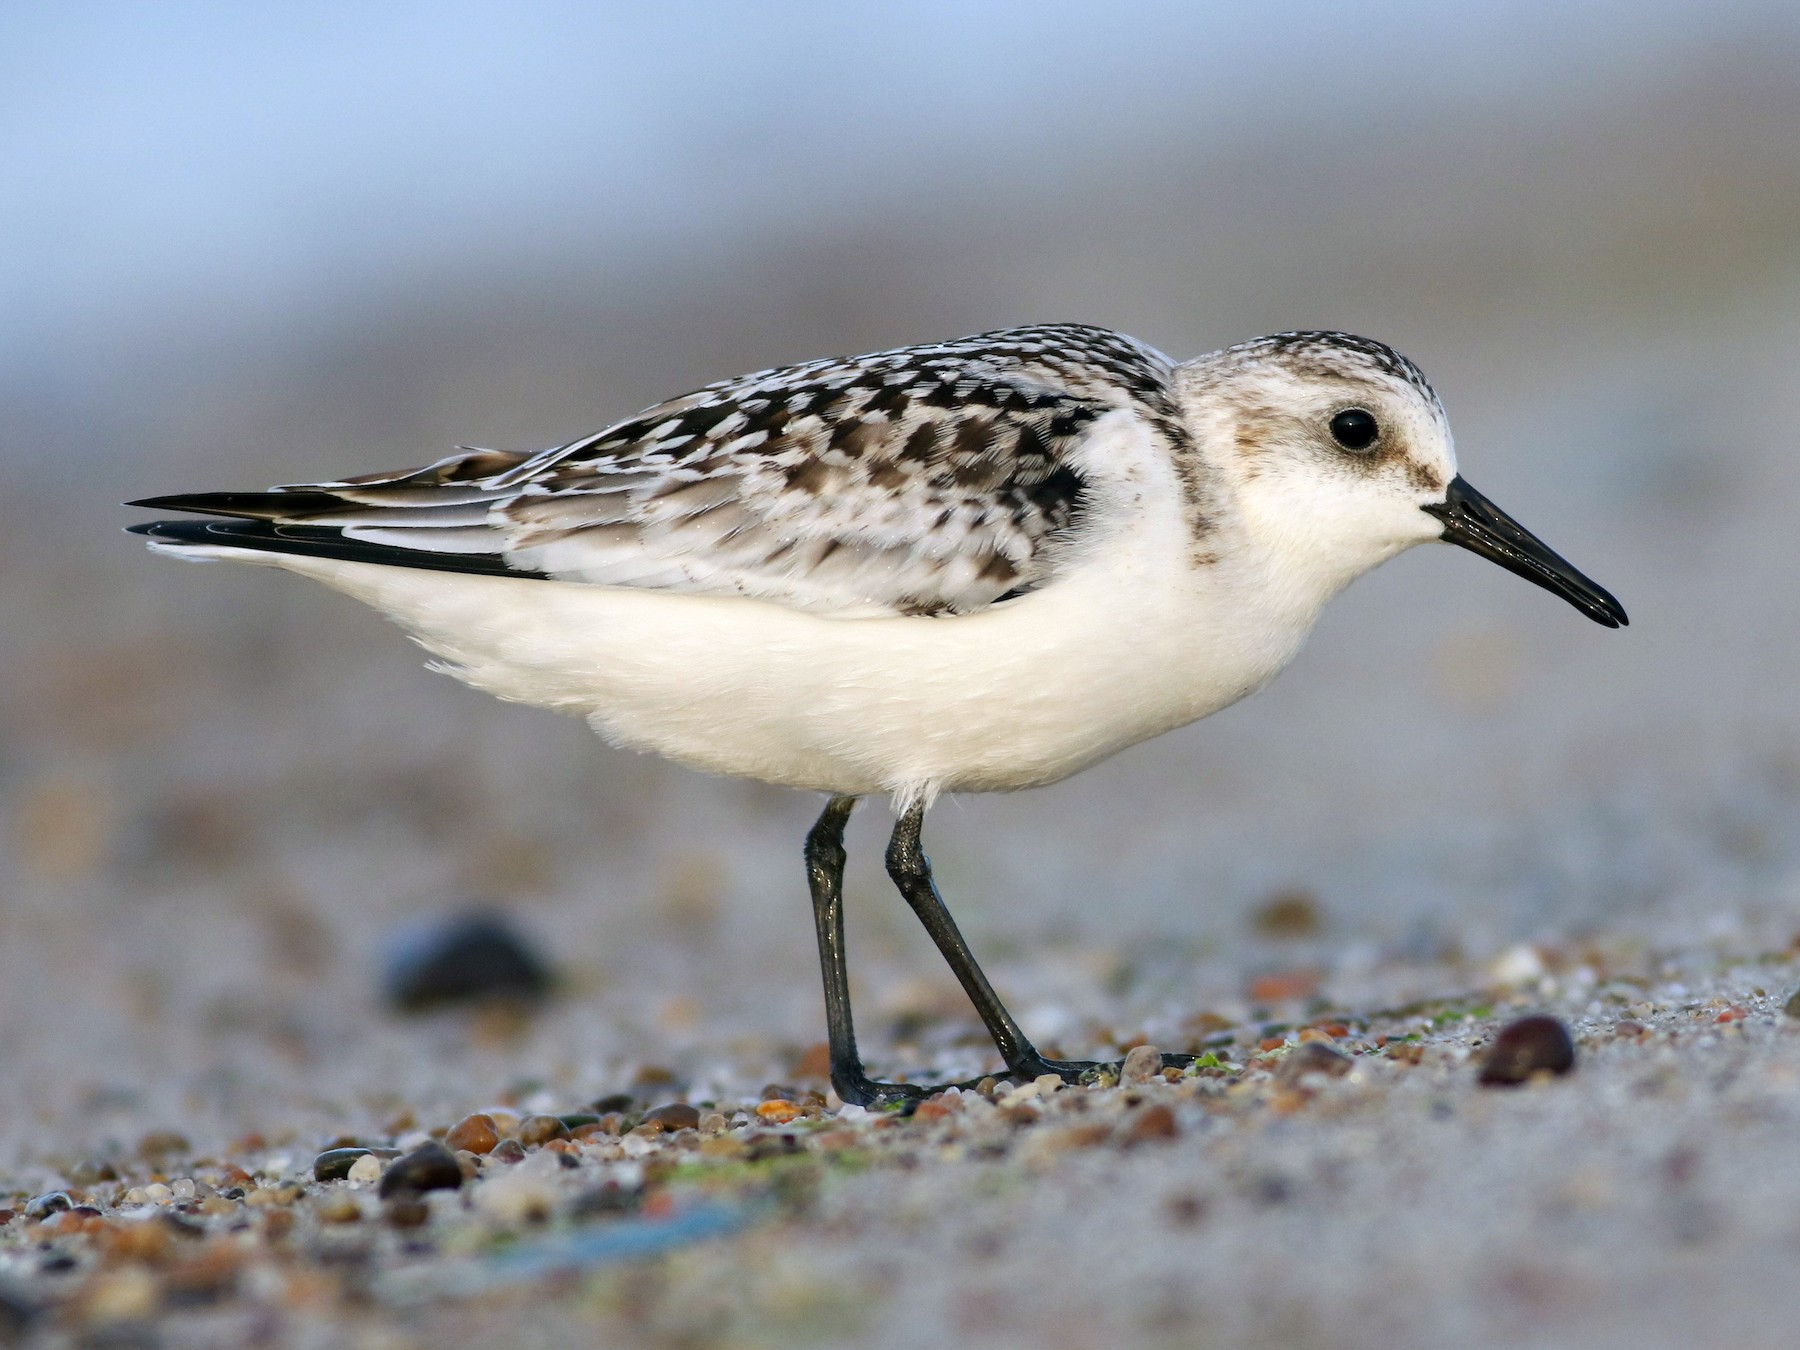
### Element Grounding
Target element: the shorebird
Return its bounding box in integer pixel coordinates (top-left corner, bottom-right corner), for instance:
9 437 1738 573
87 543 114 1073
130 324 1626 1106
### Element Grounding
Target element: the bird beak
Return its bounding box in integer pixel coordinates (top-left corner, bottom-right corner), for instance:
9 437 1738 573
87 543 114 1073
1422 475 1628 628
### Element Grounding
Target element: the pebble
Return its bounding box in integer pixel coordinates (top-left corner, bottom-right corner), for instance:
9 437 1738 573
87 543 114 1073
346 1154 384 1186
315 1192 362 1224
1479 1015 1576 1085
1785 989 1800 1019
757 1100 802 1125
445 1114 499 1155
378 1141 464 1197
1275 1041 1353 1083
385 1198 431 1228
313 1147 374 1182
382 911 556 1011
1120 1104 1180 1145
1119 1045 1163 1085
1250 889 1322 939
516 1114 571 1146
24 1192 72 1221
490 1139 527 1163
136 1130 190 1161
642 1103 701 1131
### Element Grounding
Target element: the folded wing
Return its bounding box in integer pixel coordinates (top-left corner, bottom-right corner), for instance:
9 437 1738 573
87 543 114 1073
131 324 1180 617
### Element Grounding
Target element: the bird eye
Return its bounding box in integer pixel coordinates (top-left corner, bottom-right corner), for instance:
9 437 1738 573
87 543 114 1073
1329 408 1380 451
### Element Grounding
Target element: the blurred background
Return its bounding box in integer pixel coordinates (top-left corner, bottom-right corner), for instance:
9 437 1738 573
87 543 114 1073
4 1 1800 1152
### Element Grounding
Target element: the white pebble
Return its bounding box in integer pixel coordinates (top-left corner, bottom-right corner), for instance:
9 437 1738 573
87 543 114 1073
346 1154 383 1186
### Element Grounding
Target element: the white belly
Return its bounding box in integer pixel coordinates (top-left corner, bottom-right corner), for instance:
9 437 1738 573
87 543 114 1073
245 519 1313 804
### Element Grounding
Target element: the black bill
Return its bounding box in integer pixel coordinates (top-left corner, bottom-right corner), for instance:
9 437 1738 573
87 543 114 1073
1422 475 1628 628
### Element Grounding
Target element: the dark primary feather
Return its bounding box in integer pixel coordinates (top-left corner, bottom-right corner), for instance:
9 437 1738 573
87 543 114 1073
130 324 1186 616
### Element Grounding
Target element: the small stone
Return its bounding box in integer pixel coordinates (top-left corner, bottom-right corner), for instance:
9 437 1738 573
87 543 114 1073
1250 890 1322 939
756 1100 801 1125
1489 944 1547 988
66 1159 118 1186
313 1147 373 1182
142 1183 172 1205
384 1198 430 1228
516 1114 571 1147
697 1112 728 1136
642 1103 701 1132
1784 989 1800 1019
315 1193 361 1224
587 1093 636 1114
1275 1041 1352 1083
346 1154 383 1186
490 1139 527 1163
1479 1015 1576 1085
136 1130 190 1161
382 910 556 1012
444 1114 499 1155
378 1141 464 1198
1120 1104 1180 1145
24 1192 72 1221
1613 1020 1650 1038
1119 1045 1163 1085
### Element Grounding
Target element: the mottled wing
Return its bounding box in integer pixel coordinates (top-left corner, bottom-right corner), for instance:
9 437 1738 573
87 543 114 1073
133 325 1182 617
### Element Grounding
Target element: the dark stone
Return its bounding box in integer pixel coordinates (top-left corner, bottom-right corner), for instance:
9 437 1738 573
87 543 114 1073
1785 989 1800 1018
378 1141 464 1198
489 1139 527 1164
23 1192 72 1221
586 1093 636 1115
557 1113 602 1130
313 1147 373 1182
382 911 556 1012
1479 1015 1576 1085
641 1103 701 1131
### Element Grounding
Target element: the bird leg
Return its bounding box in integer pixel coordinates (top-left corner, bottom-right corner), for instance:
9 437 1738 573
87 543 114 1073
805 796 1188 1109
883 801 1115 1084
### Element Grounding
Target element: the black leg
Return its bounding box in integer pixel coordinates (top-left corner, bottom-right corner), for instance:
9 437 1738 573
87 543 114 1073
806 797 1192 1107
884 801 1110 1083
806 796 948 1107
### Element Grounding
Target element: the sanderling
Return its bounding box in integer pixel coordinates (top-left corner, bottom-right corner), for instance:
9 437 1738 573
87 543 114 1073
130 323 1626 1105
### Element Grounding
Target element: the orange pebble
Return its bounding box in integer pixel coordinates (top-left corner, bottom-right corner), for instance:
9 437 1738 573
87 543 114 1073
755 1100 801 1124
443 1113 499 1155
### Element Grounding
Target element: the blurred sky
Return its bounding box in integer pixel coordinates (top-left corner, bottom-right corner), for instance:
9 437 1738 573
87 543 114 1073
8 0 1800 379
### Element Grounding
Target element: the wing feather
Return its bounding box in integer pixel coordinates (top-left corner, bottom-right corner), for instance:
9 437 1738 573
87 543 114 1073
131 325 1187 616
